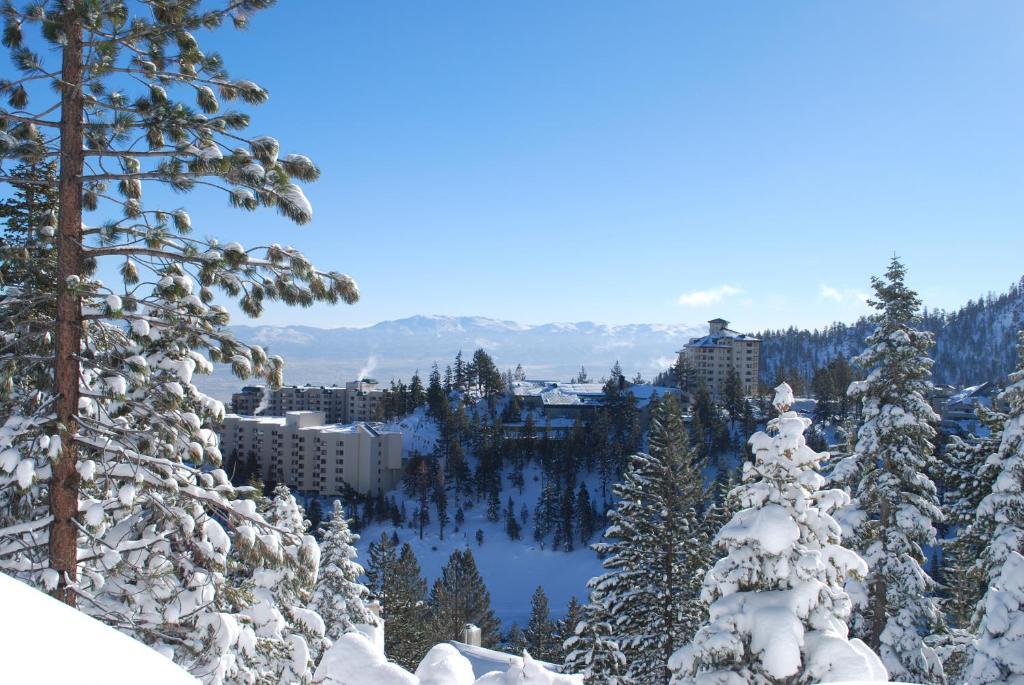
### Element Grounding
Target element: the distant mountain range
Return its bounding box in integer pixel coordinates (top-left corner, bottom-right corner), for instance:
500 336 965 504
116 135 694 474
195 277 1024 402
196 316 707 401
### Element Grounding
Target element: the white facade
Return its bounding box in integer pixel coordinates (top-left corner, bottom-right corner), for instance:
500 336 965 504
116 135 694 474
219 411 403 495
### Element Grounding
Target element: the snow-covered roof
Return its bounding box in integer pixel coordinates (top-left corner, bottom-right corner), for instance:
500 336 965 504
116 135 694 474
317 422 397 436
514 381 674 409
685 328 760 348
953 381 1001 401
511 381 550 397
541 389 582 406
0 572 198 684
552 383 606 395
223 413 287 426
446 641 561 679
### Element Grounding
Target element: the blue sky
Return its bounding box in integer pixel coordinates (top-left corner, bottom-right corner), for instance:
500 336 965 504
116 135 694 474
174 1 1024 331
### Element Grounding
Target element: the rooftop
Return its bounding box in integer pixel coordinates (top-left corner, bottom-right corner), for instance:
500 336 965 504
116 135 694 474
511 380 677 408
685 327 760 348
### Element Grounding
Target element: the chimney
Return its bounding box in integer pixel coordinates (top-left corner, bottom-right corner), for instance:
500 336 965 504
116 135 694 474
462 624 482 647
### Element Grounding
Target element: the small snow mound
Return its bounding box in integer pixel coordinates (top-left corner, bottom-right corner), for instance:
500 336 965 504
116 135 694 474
314 632 417 685
416 643 476 685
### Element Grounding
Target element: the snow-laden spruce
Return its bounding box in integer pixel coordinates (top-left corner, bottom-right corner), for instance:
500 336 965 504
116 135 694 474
566 394 710 684
309 500 378 642
939 403 1005 630
966 330 1024 683
0 3 357 682
928 400 1006 683
835 258 945 684
967 551 1024 684
670 383 886 684
232 485 326 683
562 590 628 684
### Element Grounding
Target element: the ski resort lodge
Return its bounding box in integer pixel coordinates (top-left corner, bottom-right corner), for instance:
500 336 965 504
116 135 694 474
680 318 761 400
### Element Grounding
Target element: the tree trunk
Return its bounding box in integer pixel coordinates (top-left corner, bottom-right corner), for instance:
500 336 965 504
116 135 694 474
664 539 674 685
50 8 84 606
869 495 891 648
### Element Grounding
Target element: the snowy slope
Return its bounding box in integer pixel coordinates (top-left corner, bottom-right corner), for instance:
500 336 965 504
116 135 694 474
355 457 606 629
335 406 607 628
0 571 198 684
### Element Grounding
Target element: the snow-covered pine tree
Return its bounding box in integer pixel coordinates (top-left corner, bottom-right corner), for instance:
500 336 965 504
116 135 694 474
940 404 1004 630
389 542 433 669
0 2 355 681
562 599 627 684
841 258 946 684
525 585 559 663
309 500 376 643
365 531 398 604
556 596 585 663
364 537 431 671
574 394 708 684
0 161 58 290
966 330 1024 683
967 551 1024 684
234 485 325 683
671 383 886 685
504 623 528 655
429 548 502 647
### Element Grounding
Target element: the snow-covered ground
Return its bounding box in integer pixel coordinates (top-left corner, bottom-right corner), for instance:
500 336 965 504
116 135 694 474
0 571 197 684
307 406 606 628
355 456 606 628
355 405 757 628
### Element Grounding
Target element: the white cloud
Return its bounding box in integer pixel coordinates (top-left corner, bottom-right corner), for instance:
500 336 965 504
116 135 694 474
677 285 741 307
820 285 843 302
819 285 869 305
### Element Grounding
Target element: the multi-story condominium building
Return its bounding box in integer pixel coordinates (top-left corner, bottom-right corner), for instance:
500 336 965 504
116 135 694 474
219 411 403 496
343 380 385 423
261 380 384 423
230 385 265 415
681 318 760 400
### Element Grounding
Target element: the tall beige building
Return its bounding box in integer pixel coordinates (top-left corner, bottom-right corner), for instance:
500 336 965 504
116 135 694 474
681 318 760 400
219 411 403 496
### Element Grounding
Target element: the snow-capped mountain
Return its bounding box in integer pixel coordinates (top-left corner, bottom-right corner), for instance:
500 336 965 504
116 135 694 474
196 276 1024 402
197 315 707 400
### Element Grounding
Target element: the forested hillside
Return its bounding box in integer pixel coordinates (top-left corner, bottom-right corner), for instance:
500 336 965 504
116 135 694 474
759 276 1024 387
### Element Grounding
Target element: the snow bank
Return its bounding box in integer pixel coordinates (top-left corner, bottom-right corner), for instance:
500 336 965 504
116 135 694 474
415 644 476 685
0 571 197 684
315 633 582 685
314 632 417 685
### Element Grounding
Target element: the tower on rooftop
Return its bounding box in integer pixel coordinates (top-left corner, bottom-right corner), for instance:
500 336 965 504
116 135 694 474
708 318 729 335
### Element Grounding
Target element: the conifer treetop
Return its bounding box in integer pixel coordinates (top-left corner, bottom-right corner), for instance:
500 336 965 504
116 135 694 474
672 382 885 684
